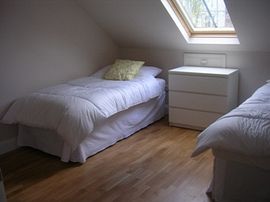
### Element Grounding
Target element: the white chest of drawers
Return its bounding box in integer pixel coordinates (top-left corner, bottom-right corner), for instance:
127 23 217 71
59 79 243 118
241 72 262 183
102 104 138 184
168 66 239 130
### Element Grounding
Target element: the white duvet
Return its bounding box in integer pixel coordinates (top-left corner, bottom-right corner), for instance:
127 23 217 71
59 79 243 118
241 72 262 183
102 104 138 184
192 83 270 157
2 75 164 151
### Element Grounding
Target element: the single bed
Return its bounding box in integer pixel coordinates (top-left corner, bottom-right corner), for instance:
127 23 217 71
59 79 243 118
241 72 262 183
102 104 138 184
192 82 270 202
1 65 166 163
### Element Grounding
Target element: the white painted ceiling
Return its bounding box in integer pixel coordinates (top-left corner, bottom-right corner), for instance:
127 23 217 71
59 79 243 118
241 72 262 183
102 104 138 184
77 0 270 52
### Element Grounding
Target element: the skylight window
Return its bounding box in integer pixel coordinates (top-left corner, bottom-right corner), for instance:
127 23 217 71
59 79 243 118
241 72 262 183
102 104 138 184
161 0 239 44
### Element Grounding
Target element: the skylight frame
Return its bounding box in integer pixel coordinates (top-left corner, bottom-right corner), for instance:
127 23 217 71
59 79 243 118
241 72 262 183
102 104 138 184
166 0 237 37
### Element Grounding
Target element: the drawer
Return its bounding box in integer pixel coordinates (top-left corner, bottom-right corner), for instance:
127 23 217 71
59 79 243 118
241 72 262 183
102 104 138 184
168 74 228 95
169 91 228 113
169 108 222 129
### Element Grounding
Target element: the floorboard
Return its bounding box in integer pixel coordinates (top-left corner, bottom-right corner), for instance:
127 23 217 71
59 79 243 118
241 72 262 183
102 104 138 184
0 119 213 202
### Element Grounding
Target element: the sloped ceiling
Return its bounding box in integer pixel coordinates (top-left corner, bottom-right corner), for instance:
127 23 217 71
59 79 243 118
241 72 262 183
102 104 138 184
225 0 270 51
78 0 270 52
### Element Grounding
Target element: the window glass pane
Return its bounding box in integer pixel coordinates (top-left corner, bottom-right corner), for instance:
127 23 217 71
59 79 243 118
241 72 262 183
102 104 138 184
177 0 234 29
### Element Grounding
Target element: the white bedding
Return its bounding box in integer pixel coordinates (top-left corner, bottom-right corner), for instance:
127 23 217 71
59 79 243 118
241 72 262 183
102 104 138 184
192 83 270 157
2 74 164 151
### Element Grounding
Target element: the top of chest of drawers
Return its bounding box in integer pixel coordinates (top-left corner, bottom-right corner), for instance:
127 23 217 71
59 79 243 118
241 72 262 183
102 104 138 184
169 66 238 78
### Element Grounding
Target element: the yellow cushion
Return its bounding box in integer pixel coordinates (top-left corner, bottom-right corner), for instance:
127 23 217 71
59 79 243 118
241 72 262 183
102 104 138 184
103 59 145 80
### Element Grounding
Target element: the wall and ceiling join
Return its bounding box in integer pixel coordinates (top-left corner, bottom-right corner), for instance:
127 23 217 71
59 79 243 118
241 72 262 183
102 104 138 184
79 0 270 52
0 0 118 117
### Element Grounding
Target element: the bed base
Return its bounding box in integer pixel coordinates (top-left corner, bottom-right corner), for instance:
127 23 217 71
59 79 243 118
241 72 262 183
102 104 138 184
209 151 270 202
17 93 165 163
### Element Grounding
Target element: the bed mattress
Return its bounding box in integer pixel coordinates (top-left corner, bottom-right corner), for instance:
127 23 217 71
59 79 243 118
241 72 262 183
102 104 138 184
209 151 270 202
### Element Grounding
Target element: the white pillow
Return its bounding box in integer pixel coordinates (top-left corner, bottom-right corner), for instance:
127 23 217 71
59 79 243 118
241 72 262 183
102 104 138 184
91 65 111 78
138 66 162 77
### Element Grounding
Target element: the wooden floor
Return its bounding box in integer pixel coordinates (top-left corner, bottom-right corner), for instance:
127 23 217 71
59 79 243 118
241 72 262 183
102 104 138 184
0 119 213 202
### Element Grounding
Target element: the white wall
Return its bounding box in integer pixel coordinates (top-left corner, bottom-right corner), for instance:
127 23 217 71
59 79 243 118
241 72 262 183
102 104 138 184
0 0 118 150
120 48 270 103
119 48 184 80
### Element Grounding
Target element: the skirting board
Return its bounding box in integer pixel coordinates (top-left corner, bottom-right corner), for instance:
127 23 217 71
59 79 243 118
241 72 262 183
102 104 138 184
0 138 17 155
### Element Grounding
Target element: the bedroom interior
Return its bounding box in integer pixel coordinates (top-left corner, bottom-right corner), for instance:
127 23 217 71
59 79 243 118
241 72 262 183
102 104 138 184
1 0 270 201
